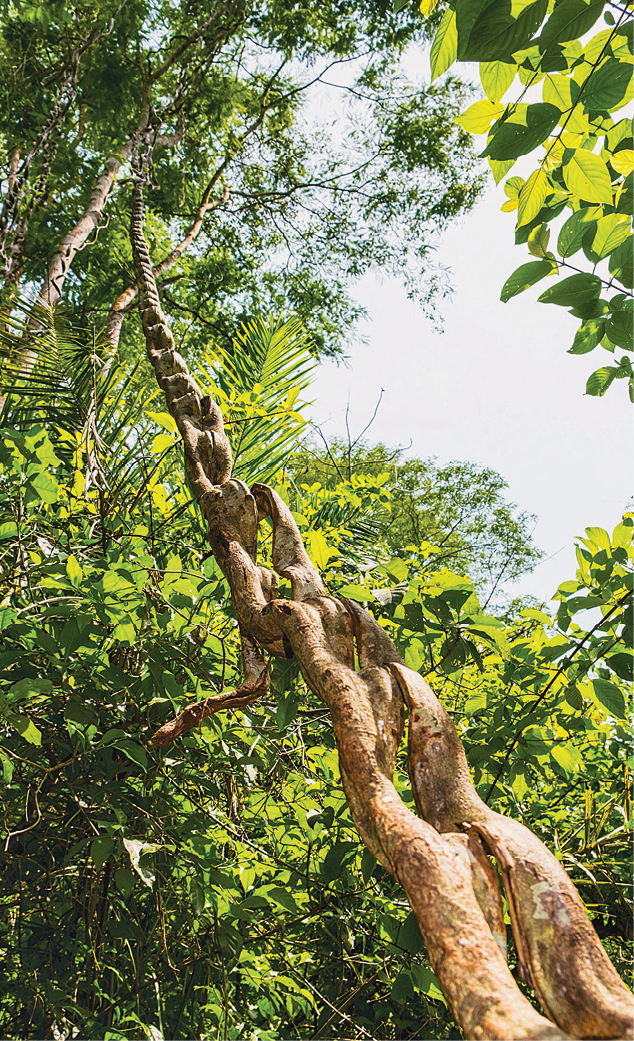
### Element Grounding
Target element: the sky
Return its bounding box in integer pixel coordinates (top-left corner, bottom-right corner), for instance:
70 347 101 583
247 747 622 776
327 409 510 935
308 184 633 606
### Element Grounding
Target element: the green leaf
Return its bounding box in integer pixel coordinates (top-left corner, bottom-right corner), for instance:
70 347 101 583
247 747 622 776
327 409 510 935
543 73 580 112
28 471 59 503
460 0 547 62
539 0 603 45
265 886 300 914
582 59 632 113
480 60 515 102
0 522 18 539
115 740 148 770
557 206 600 258
568 317 605 354
538 272 602 306
8 713 42 745
500 260 555 301
606 652 634 681
608 237 633 289
322 840 358 882
490 157 516 183
456 99 505 134
599 310 632 351
585 365 618 396
564 684 583 709
337 583 376 603
464 689 488 716
591 214 630 260
399 911 423 954
517 169 550 227
91 834 115 871
307 529 336 569
66 554 83 587
115 867 136 898
430 8 457 80
592 678 626 718
551 744 581 775
410 963 446 1005
483 104 560 160
563 150 613 204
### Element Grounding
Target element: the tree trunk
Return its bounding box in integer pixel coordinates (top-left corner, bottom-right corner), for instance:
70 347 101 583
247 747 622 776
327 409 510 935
130 174 634 1041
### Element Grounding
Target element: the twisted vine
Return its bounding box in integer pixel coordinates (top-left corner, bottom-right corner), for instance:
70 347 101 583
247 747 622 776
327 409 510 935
130 167 633 1041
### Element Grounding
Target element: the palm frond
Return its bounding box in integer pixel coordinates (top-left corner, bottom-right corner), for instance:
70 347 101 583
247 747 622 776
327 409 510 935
0 297 117 435
197 314 316 485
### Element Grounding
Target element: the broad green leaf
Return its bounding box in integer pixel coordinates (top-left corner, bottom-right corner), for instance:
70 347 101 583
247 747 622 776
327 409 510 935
456 99 504 134
586 365 618 396
611 149 634 176
91 834 115 871
480 60 516 101
557 206 601 257
585 525 610 548
464 689 487 716
591 214 630 259
501 259 555 301
410 963 447 1005
307 529 336 569
337 583 376 602
66 554 83 587
563 150 613 204
29 471 59 503
489 157 516 183
0 522 17 539
322 840 358 882
430 9 457 80
8 713 42 745
115 740 148 770
564 684 583 709
582 59 632 113
539 0 603 45
538 272 602 306
568 317 604 354
151 432 175 454
543 74 580 112
145 411 177 433
459 0 547 62
606 304 633 350
504 175 526 199
592 678 626 718
517 168 550 227
609 237 633 289
606 651 634 680
551 744 581 774
528 223 551 257
483 103 560 160
265 886 300 914
115 868 136 898
394 0 410 11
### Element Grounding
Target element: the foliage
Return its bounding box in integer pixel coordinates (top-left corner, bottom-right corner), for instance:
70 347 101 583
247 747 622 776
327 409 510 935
0 0 484 359
283 439 542 607
413 0 634 398
0 309 630 1039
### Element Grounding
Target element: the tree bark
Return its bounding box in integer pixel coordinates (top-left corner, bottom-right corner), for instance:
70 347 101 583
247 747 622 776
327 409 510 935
130 175 634 1041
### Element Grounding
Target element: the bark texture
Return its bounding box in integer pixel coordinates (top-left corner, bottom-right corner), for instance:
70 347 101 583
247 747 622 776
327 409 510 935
130 174 634 1041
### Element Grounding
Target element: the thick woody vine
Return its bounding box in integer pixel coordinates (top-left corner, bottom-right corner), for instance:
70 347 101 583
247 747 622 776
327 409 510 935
129 144 633 1041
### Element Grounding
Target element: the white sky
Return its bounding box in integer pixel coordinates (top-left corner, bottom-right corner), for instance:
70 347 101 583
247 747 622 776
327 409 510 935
309 185 633 606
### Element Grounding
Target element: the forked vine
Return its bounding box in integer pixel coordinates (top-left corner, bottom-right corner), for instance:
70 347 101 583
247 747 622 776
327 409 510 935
130 150 633 1041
